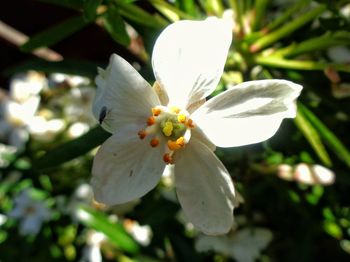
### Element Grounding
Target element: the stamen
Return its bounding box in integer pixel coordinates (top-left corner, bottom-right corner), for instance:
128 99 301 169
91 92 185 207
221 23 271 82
147 116 156 126
138 130 146 139
162 121 173 137
150 138 159 147
163 153 173 164
152 107 162 116
186 119 195 128
177 114 186 123
167 136 185 151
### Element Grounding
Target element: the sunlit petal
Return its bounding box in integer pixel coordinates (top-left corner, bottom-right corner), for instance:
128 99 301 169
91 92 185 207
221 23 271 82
174 137 235 235
152 17 232 109
92 54 160 133
193 80 302 147
92 124 166 205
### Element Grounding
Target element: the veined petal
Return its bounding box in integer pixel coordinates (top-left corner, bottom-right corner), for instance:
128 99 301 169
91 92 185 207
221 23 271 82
91 124 166 205
192 80 302 147
174 136 235 235
92 54 160 133
152 17 232 109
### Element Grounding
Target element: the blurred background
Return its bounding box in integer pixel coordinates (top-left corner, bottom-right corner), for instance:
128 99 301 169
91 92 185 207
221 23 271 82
0 0 350 261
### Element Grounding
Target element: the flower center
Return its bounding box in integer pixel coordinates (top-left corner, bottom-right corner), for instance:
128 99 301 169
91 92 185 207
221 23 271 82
137 106 195 164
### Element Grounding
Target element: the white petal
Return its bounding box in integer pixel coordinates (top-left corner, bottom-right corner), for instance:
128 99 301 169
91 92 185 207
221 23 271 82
91 124 166 205
174 137 235 235
92 54 160 133
193 79 302 147
152 17 232 109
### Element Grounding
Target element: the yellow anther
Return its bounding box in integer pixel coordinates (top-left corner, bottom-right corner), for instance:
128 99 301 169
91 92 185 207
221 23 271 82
152 107 162 116
162 121 173 136
147 116 155 126
170 106 180 114
150 138 159 147
177 114 186 123
167 136 185 151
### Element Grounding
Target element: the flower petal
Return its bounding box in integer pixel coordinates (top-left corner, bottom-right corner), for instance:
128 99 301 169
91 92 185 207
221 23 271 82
91 124 166 205
92 54 160 133
152 17 232 109
192 79 302 147
174 137 235 235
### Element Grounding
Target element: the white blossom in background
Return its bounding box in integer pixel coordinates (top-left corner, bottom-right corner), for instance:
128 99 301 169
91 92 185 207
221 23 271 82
80 230 106 262
0 213 7 226
278 163 335 185
124 219 153 246
8 190 51 236
91 17 302 235
196 227 273 262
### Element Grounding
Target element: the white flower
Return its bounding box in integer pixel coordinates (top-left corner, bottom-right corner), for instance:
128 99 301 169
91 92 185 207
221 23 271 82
196 227 273 262
91 18 302 235
8 190 51 236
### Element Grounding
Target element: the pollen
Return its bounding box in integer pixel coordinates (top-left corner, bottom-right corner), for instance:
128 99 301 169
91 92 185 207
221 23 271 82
150 138 159 147
177 114 186 123
138 130 146 139
147 116 155 126
152 107 162 116
163 153 173 164
162 121 173 137
167 136 185 151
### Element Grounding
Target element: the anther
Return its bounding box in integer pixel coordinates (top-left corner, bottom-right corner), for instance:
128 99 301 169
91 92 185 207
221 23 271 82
138 130 146 139
152 107 162 116
147 116 156 126
167 136 185 151
163 153 173 164
177 114 186 123
186 119 195 128
150 138 159 147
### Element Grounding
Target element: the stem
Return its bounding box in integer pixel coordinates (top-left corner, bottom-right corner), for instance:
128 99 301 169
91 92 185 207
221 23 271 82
252 0 269 31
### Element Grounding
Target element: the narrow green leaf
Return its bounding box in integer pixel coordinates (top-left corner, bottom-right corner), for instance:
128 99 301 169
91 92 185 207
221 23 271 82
250 4 326 52
33 126 110 170
255 55 350 73
83 0 102 20
265 0 311 31
116 0 168 28
150 0 193 22
280 31 350 57
294 108 332 166
252 0 269 31
103 5 130 46
77 205 140 254
21 15 92 52
299 103 350 168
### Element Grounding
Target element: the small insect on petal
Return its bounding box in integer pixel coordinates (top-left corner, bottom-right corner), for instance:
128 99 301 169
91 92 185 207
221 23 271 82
99 106 108 124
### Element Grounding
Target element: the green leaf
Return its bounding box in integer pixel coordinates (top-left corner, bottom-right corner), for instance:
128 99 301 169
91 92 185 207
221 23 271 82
103 5 131 46
2 59 99 78
83 0 102 20
299 103 350 168
294 108 332 166
33 126 110 170
282 31 350 58
116 1 168 28
21 15 92 52
77 205 140 254
250 4 326 52
150 0 193 22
